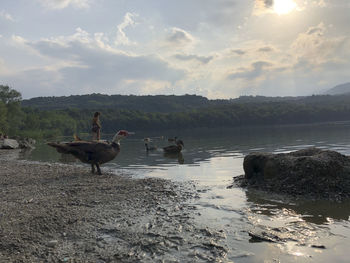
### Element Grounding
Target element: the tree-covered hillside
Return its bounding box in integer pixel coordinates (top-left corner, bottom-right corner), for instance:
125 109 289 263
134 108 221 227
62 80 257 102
22 94 216 112
4 84 350 139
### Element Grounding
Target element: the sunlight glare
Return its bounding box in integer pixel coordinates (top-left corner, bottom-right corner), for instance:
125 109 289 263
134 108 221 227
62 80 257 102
273 0 297 15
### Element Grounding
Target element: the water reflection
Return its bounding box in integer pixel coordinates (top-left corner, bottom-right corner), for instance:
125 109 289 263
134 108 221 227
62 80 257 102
163 152 184 164
245 189 350 224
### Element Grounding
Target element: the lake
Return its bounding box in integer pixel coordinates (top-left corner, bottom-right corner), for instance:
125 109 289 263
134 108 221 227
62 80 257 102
18 122 350 262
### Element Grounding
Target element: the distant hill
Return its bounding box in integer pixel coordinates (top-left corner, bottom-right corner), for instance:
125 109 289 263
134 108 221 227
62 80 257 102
22 94 217 113
323 82 350 95
22 93 350 113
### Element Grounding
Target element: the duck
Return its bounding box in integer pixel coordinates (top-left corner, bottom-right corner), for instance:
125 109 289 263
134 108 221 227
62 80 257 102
48 130 130 175
168 137 177 143
163 139 184 154
144 138 157 152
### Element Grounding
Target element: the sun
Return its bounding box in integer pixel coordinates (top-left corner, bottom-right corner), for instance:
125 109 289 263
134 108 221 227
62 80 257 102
273 0 297 15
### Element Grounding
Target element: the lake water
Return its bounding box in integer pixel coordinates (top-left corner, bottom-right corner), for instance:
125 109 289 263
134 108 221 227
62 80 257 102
19 123 350 262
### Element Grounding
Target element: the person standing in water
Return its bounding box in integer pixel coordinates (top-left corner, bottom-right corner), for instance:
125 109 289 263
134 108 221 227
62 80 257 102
91 111 101 141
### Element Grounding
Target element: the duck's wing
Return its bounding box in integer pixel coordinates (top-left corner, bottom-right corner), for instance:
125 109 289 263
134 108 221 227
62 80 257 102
163 145 178 152
48 141 112 155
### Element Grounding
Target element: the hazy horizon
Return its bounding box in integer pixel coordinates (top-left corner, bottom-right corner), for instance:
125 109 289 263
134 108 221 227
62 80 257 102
1 0 350 99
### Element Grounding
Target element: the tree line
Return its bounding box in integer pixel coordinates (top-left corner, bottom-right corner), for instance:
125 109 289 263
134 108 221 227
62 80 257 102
3 84 350 139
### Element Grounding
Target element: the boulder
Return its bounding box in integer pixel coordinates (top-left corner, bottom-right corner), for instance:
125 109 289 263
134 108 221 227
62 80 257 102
237 147 350 200
0 139 20 149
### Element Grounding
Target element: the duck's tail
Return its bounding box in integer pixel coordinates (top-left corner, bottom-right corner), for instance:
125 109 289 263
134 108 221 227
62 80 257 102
47 142 71 154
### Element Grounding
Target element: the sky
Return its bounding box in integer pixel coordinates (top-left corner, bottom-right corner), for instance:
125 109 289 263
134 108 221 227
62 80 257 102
0 0 349 99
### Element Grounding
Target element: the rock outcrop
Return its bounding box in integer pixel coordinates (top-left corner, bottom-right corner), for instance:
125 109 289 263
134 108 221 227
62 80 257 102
0 137 36 149
235 147 350 201
0 139 19 149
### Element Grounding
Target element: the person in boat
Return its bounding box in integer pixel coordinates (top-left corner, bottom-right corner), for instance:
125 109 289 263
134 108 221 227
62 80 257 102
91 111 102 141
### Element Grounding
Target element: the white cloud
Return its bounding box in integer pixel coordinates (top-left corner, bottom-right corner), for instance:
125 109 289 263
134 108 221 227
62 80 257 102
115 12 138 46
0 10 14 21
166 27 195 47
174 54 213 64
292 22 348 65
313 0 327 7
37 0 91 10
2 29 186 98
12 35 28 44
1 0 350 99
119 79 172 95
228 61 273 80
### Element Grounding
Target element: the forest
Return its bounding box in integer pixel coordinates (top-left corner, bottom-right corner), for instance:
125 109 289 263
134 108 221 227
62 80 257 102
2 84 350 139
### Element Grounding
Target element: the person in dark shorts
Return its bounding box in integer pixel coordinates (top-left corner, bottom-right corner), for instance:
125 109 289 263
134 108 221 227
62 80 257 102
91 111 101 141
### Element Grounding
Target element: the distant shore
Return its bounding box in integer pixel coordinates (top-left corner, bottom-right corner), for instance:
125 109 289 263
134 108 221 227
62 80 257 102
0 150 202 262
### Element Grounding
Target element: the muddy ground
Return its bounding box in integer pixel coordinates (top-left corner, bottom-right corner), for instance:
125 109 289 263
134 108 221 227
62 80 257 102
0 150 227 263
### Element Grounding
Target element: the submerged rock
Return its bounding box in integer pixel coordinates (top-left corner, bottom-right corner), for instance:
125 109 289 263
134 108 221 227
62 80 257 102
235 147 350 200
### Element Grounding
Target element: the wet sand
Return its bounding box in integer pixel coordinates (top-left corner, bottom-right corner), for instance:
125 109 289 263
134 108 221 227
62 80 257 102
0 150 229 262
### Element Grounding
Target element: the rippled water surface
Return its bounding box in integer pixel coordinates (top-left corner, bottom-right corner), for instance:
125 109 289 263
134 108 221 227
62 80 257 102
21 123 350 262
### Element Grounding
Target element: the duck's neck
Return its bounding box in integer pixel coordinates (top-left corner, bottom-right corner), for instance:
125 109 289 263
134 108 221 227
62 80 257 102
112 141 120 147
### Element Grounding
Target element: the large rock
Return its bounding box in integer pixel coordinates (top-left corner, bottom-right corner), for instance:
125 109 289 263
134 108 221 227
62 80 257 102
0 139 20 149
237 148 350 200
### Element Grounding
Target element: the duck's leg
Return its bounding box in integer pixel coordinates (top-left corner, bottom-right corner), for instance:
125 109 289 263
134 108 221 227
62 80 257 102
91 164 95 174
96 163 102 175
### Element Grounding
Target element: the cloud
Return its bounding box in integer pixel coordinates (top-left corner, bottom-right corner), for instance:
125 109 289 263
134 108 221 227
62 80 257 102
37 0 91 10
231 49 246 55
119 79 172 95
115 12 138 46
253 0 274 15
166 27 195 47
228 61 272 80
253 0 301 16
257 46 274 52
306 24 324 35
0 10 14 21
313 0 327 8
291 22 348 66
174 54 213 64
2 29 186 98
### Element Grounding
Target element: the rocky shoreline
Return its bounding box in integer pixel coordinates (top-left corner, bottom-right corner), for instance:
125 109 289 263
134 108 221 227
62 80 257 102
0 151 228 262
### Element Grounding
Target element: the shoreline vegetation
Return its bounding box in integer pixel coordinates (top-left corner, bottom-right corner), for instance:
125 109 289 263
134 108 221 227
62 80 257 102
3 85 350 140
